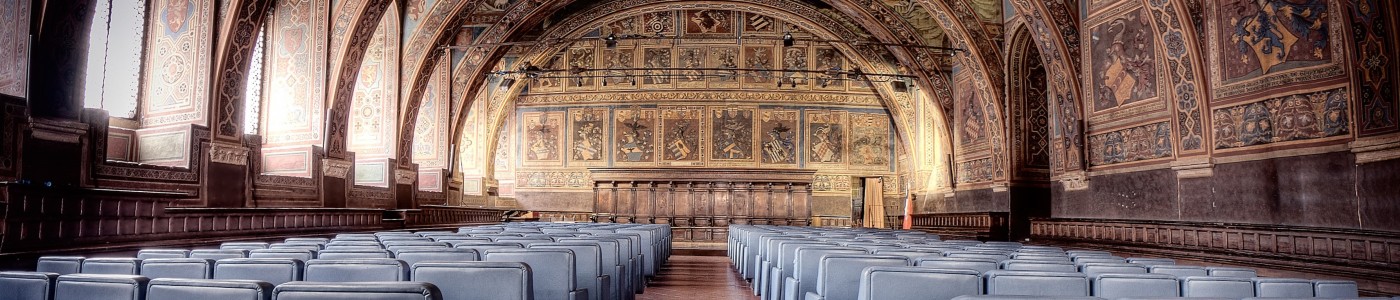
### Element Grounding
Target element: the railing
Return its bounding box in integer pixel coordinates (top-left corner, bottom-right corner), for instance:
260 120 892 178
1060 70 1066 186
0 183 388 254
1032 218 1400 295
908 212 1010 240
403 205 503 227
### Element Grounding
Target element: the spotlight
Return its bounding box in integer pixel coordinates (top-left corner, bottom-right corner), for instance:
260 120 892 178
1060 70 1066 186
782 32 794 47
605 33 617 49
847 67 864 80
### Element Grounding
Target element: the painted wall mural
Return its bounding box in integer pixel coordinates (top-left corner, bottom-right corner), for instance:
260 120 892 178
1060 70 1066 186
660 106 704 166
567 108 607 166
1218 0 1330 83
1088 6 1159 111
956 71 987 146
521 111 564 166
878 0 947 46
1212 87 1349 150
759 109 799 166
710 107 756 163
1349 0 1398 136
1087 122 1173 166
850 113 892 169
807 110 847 165
411 58 450 169
0 0 29 97
613 108 657 165
141 0 214 127
1208 0 1345 101
508 104 896 193
348 12 400 159
263 0 329 145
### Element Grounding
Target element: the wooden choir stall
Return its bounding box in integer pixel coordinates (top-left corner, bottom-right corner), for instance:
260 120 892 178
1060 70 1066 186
588 168 814 242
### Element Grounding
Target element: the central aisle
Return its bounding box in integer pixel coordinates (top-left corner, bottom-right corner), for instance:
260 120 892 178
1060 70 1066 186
637 255 760 300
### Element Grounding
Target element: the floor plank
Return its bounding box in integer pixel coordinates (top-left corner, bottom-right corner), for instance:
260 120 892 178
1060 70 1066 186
637 255 760 300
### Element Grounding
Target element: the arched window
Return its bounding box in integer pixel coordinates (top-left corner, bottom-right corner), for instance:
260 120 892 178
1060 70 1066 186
83 0 147 119
244 25 266 135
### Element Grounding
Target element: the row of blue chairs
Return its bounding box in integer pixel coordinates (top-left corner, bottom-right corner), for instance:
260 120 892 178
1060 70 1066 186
730 225 1375 300
1 222 671 300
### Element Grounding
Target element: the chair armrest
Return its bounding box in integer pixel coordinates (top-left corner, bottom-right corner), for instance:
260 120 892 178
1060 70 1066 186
597 275 611 300
570 289 589 300
783 277 800 300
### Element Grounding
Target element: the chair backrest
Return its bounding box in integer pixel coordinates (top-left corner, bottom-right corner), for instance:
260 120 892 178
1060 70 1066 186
775 242 830 278
220 243 269 250
1147 265 1207 277
324 241 381 248
37 257 85 275
1091 273 1179 299
1010 254 1070 262
303 259 408 282
1065 250 1112 257
1253 278 1314 298
1124 257 1174 266
411 261 532 300
283 238 329 244
999 260 1077 272
271 282 443 300
81 258 144 275
1077 263 1147 277
383 241 450 248
140 258 214 279
0 271 59 300
146 278 274 300
815 254 909 300
315 249 392 260
248 249 316 261
484 248 578 300
1181 276 1256 298
138 250 191 259
1072 257 1126 265
1206 267 1257 278
857 266 978 300
949 296 1102 300
492 238 554 247
530 243 605 300
984 270 1090 297
914 257 1000 274
392 248 480 267
190 249 249 260
437 238 493 246
213 258 303 286
268 243 322 251
792 246 865 298
1313 279 1359 298
455 242 526 254
55 274 149 300
944 251 1012 262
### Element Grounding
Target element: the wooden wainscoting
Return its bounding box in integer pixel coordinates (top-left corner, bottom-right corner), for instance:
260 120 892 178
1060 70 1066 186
403 205 502 227
589 168 815 242
908 212 1010 241
0 183 503 257
1031 218 1400 295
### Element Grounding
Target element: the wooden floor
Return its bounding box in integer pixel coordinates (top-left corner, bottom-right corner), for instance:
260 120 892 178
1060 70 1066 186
638 255 759 300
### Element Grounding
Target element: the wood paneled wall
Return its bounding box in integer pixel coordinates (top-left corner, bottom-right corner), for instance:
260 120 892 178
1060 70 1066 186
590 168 814 241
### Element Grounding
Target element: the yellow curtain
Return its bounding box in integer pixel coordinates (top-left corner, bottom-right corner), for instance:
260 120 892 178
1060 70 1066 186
863 177 885 228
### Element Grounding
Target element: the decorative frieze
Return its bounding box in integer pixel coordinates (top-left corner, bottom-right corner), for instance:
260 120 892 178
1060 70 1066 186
395 169 417 184
322 159 353 179
208 142 250 166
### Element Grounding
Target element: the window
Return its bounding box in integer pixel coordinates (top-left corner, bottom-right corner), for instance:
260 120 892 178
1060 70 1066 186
244 25 266 135
83 0 147 119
